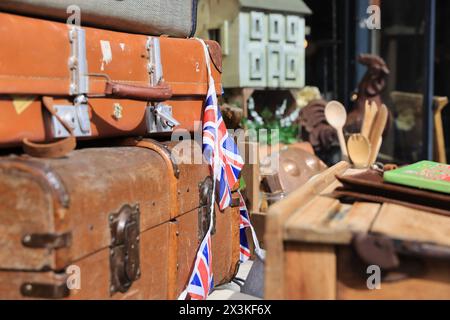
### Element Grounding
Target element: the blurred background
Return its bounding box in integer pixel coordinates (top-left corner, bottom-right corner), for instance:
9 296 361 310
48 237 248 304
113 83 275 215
195 0 449 166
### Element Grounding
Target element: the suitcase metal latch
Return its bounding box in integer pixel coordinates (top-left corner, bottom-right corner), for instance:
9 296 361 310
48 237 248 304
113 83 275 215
198 177 216 241
109 204 141 295
146 104 180 133
51 103 92 138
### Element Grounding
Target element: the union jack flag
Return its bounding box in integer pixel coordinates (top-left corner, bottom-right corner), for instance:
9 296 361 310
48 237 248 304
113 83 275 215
239 195 252 262
185 232 214 300
184 38 242 300
183 39 257 300
239 192 264 263
201 67 244 210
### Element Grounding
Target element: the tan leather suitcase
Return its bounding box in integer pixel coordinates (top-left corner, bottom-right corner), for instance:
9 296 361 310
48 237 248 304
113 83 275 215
0 12 222 151
0 139 240 299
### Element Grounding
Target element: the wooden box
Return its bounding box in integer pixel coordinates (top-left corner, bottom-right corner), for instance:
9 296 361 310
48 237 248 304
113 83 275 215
265 162 450 300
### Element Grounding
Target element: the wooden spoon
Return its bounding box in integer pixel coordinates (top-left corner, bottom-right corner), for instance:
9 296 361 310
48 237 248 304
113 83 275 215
325 101 348 160
361 100 378 139
368 104 389 164
347 134 371 168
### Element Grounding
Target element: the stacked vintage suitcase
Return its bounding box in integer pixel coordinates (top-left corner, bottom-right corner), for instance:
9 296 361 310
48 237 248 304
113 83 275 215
0 1 241 299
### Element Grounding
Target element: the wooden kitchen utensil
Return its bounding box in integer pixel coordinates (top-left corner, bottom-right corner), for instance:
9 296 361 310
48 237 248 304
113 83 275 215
347 134 371 168
368 104 388 164
361 100 378 139
325 101 349 160
434 97 449 164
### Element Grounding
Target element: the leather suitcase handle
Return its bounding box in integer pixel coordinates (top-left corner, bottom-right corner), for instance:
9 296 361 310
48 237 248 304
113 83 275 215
105 81 173 101
23 97 76 159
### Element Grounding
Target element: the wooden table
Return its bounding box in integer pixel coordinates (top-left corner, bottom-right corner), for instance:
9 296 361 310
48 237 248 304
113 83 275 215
265 162 450 299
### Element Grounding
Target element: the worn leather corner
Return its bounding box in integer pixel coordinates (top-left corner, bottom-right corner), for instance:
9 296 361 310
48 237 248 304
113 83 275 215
205 40 223 74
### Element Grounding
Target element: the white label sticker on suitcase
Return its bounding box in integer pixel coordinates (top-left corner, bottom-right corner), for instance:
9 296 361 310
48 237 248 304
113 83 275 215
100 40 113 70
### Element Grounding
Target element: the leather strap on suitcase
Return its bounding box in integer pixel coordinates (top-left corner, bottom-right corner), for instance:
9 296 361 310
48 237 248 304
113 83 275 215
23 97 76 158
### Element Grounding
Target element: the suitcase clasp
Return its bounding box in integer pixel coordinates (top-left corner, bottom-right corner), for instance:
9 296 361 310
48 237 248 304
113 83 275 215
109 204 141 295
147 104 180 133
51 96 91 139
198 177 216 241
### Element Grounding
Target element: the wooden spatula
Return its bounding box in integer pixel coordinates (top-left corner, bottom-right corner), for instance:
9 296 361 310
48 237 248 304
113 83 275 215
361 100 378 139
347 134 371 168
368 104 388 164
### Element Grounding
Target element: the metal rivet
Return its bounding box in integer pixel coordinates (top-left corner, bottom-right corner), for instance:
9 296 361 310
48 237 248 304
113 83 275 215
24 284 33 292
110 249 115 256
23 235 31 243
110 285 115 293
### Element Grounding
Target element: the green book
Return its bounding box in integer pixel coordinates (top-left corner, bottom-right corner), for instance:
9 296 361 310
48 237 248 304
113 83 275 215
383 161 450 194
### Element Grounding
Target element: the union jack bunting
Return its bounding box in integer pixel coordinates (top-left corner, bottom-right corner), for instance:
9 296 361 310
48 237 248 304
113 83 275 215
239 195 252 262
185 231 214 300
182 39 224 300
181 39 258 300
200 56 244 210
238 192 263 263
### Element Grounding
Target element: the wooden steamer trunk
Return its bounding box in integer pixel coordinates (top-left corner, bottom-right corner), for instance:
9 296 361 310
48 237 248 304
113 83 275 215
0 140 241 299
265 162 450 300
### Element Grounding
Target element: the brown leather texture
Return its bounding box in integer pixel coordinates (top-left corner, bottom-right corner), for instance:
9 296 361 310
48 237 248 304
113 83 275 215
0 12 222 148
22 96 77 158
104 82 173 101
0 142 240 299
205 40 223 74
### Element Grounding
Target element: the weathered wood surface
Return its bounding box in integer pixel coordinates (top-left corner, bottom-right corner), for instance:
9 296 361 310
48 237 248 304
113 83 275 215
266 162 450 300
372 203 450 247
265 161 350 299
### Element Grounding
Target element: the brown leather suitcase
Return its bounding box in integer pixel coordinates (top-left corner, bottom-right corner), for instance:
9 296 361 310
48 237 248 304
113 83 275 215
0 12 222 151
0 139 240 299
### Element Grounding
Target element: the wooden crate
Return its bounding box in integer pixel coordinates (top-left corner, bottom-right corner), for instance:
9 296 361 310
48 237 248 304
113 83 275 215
265 162 450 300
